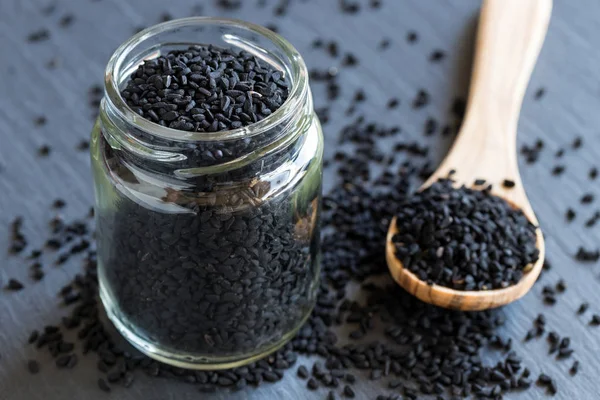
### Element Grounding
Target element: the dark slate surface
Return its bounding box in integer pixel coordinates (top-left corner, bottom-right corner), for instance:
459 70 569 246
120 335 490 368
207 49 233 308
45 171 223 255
1 0 599 399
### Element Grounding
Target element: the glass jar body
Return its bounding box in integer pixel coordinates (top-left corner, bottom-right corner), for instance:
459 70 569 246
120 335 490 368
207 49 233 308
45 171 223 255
90 17 323 369
91 114 322 369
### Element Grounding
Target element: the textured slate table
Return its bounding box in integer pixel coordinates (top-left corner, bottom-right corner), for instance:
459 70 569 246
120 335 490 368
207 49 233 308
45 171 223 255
1 0 600 399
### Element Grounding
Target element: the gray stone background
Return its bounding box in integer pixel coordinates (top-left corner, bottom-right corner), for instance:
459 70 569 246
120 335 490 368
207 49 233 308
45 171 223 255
1 0 600 399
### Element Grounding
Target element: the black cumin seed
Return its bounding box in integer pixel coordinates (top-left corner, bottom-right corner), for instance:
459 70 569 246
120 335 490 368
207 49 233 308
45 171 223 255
551 165 564 176
297 365 309 379
577 302 589 314
59 14 74 28
474 179 486 185
424 118 437 136
590 167 598 180
98 378 111 392
159 12 172 22
38 145 51 157
570 361 579 375
341 53 358 67
502 179 515 188
580 193 594 204
27 360 40 374
343 385 355 398
572 136 582 149
555 148 564 158
537 373 552 385
566 208 576 221
412 90 429 109
28 330 39 344
307 378 318 390
575 247 599 262
6 279 24 291
429 49 445 62
27 29 50 42
534 87 545 100
590 314 600 325
379 38 390 50
407 30 418 43
392 178 538 290
77 140 90 151
34 116 47 126
32 269 44 281
121 45 289 133
548 380 557 395
265 23 278 33
387 98 399 109
327 41 339 57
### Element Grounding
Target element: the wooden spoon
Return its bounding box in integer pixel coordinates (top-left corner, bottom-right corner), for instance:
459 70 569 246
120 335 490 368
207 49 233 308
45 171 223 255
386 0 552 311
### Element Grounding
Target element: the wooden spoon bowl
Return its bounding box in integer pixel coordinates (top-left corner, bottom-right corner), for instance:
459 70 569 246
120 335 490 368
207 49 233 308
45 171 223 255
385 0 552 311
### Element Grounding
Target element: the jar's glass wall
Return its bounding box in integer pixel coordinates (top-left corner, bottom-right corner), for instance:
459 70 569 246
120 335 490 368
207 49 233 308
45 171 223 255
91 18 323 369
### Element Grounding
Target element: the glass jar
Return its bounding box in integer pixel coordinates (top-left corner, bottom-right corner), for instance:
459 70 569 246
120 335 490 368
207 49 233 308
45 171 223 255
90 17 323 369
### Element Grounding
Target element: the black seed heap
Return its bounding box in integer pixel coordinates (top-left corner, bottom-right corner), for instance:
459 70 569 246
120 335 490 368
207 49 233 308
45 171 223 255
119 45 290 168
392 179 539 290
121 45 289 133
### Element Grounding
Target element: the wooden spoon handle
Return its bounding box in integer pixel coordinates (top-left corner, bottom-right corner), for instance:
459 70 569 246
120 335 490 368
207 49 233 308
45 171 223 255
426 0 552 218
467 0 553 132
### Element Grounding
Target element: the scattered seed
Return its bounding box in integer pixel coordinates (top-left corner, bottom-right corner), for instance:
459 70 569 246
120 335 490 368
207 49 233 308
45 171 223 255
27 29 50 42
407 31 418 43
343 385 355 398
6 279 24 291
570 361 579 375
27 360 40 374
534 88 545 100
379 38 390 50
98 378 111 392
387 98 399 109
59 14 74 28
38 145 51 157
502 179 515 188
429 49 445 62
552 165 565 176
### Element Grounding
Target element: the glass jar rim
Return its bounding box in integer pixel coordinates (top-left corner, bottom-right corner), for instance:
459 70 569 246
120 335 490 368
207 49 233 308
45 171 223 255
104 17 309 143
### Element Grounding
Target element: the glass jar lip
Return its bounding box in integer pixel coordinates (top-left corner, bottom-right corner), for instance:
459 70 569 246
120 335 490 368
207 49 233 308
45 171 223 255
104 17 308 143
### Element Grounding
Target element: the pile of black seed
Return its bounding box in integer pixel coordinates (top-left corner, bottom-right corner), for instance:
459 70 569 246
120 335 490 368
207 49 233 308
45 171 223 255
392 179 540 290
122 45 288 133
119 45 293 168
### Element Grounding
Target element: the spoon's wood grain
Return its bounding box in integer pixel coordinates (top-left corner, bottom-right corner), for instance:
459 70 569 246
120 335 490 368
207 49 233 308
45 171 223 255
387 0 552 311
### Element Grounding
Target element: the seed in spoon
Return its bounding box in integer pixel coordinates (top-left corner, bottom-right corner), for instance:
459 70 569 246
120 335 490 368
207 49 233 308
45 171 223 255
392 178 539 290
